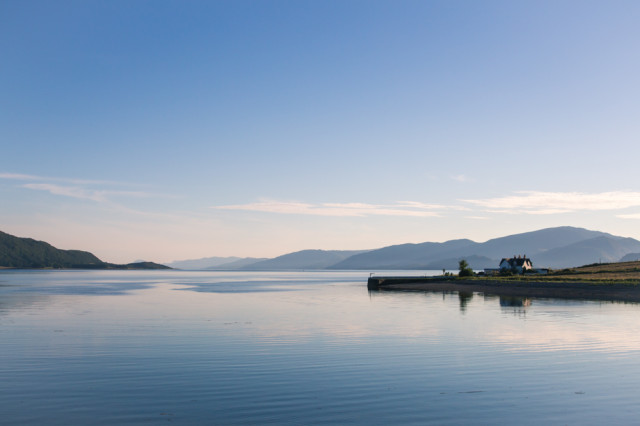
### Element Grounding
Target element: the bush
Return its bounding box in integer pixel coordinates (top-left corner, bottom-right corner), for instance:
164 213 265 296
458 259 474 277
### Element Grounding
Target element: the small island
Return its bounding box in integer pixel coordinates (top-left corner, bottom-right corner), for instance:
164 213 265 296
368 259 640 302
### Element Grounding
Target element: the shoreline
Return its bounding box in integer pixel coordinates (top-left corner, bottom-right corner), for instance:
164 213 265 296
368 277 640 302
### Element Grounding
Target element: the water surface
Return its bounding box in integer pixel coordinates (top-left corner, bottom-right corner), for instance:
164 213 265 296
1 270 639 425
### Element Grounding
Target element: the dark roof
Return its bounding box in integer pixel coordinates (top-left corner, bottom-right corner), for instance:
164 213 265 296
500 257 533 268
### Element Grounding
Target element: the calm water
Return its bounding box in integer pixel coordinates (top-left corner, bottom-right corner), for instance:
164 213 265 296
1 270 640 425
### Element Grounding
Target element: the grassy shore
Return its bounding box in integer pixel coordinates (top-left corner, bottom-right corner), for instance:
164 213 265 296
369 261 640 302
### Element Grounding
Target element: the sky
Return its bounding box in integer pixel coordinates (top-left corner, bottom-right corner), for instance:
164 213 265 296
1 0 640 264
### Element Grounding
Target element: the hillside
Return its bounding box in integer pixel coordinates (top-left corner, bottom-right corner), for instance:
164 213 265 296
0 231 170 269
0 230 103 268
551 260 640 280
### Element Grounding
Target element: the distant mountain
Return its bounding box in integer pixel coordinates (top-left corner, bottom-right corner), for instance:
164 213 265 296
0 231 170 270
534 236 640 268
325 226 637 270
329 239 477 270
7 226 636 271
469 226 610 260
240 249 370 270
173 226 639 271
620 253 640 262
207 257 268 270
167 256 242 270
424 255 497 270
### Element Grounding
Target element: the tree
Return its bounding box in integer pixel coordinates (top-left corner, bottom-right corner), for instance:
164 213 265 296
458 259 474 277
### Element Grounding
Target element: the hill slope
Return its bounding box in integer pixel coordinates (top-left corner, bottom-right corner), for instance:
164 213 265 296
0 231 103 268
0 231 170 269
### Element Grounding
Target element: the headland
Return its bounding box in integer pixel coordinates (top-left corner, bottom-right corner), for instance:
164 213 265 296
368 261 640 302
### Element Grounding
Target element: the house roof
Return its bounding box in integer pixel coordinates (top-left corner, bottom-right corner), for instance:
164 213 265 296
500 257 533 267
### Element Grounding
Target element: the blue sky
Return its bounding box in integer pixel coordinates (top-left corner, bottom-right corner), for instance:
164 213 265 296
2 0 640 263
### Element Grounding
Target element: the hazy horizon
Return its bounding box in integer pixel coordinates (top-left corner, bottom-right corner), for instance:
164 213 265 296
2 1 640 263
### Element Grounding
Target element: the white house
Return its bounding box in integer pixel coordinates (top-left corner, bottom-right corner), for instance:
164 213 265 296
499 255 533 273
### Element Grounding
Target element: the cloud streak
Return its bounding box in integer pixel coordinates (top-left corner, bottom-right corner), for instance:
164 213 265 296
1 171 175 207
213 200 444 217
23 183 107 202
463 191 640 214
618 213 640 220
22 183 162 203
215 191 640 219
0 172 124 186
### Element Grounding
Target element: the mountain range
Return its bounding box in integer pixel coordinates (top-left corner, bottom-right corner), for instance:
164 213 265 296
4 226 640 271
170 226 640 270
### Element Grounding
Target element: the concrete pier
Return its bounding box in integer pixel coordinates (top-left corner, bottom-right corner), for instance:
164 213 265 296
367 276 452 290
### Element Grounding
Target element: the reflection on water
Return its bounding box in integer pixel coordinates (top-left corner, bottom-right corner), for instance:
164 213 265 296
2 270 640 425
499 296 532 307
458 291 473 312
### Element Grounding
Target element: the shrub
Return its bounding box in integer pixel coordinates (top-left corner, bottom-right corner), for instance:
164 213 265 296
458 259 474 277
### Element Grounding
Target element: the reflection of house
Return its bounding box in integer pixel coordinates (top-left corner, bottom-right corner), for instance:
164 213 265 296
499 296 532 307
499 255 533 273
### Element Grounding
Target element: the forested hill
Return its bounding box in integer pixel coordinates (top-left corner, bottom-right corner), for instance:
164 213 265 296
0 231 170 269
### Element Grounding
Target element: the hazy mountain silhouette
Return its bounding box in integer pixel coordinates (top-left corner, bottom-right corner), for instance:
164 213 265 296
534 236 640 268
239 249 369 270
206 257 269 270
328 239 477 270
620 253 640 262
423 255 496 270
328 226 619 270
167 256 243 270
468 226 610 260
167 226 640 271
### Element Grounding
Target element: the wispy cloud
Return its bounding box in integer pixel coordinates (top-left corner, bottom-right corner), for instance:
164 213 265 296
0 172 123 186
2 171 175 207
22 183 162 203
618 213 640 219
213 200 444 217
0 173 42 181
451 174 472 183
23 183 107 202
463 191 640 214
